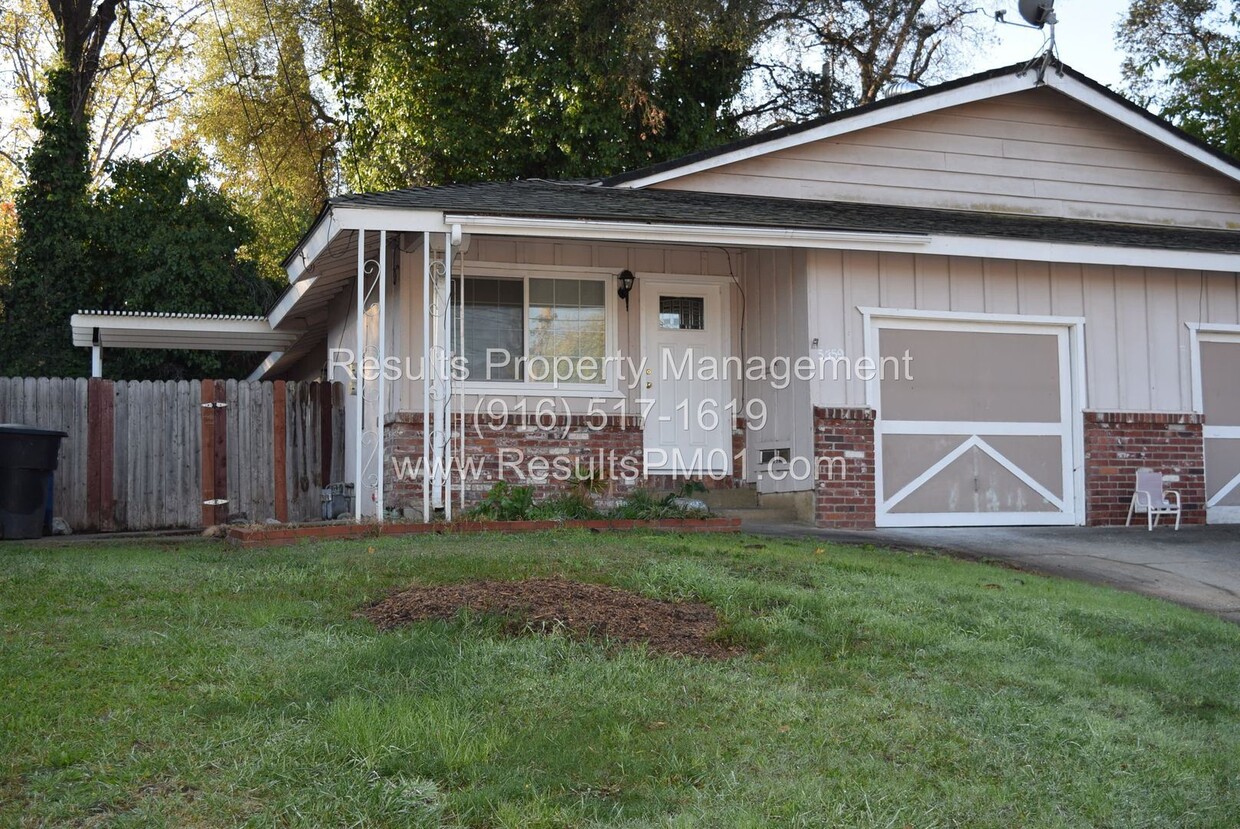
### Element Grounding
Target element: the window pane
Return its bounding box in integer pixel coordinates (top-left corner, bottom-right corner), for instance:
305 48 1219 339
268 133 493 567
580 280 606 307
453 277 524 381
659 296 704 330
527 277 607 384
453 276 608 384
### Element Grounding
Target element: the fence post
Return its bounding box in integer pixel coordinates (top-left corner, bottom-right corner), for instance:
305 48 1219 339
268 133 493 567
273 381 289 523
200 380 229 526
86 379 115 532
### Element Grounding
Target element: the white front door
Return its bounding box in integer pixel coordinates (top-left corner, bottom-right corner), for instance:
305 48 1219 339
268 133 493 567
1199 335 1240 524
641 282 730 475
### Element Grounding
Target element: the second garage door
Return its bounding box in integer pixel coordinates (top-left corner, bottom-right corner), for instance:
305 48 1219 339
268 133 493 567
872 317 1079 528
1201 337 1240 524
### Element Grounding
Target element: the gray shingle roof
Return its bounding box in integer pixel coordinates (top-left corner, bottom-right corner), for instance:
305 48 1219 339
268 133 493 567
331 180 1240 254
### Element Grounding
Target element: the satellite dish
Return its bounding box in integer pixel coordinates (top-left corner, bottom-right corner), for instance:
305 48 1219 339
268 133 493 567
1018 0 1056 28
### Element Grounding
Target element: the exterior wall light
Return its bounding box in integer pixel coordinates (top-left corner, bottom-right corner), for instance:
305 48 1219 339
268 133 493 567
617 269 636 311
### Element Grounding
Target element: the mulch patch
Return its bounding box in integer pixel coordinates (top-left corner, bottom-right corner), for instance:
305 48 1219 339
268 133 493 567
360 577 741 659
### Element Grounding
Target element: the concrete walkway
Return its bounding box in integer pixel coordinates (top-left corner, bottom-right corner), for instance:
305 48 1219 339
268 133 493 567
748 522 1240 624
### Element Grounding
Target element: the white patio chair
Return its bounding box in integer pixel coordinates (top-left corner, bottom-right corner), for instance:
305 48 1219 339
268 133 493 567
1125 468 1182 531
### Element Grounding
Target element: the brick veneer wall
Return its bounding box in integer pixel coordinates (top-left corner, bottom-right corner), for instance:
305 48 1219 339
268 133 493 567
385 412 644 513
1084 411 1206 526
813 407 876 529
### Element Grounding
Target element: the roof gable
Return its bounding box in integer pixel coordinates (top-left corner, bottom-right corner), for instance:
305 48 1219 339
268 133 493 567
604 63 1240 228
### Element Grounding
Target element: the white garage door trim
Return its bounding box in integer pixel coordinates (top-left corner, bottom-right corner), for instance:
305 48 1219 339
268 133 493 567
861 308 1086 528
1189 324 1240 524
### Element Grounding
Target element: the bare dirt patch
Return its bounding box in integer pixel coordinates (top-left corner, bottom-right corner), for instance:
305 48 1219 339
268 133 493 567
361 577 740 659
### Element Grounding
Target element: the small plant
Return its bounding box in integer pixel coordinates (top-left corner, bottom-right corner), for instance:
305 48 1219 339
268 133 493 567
608 489 710 520
677 479 707 497
467 482 537 521
570 461 609 499
535 493 604 521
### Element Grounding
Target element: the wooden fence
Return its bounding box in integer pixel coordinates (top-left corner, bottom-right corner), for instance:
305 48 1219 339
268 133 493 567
0 378 345 532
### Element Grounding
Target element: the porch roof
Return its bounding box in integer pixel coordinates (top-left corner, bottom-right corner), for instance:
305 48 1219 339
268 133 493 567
330 180 1240 255
70 310 302 352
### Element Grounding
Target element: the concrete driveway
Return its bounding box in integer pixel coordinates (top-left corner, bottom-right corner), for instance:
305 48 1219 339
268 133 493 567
750 523 1240 624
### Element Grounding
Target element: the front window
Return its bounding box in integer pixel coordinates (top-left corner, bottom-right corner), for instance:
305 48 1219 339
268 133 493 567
453 274 608 385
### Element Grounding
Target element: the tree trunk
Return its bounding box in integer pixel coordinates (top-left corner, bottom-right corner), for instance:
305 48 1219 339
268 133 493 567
45 0 123 126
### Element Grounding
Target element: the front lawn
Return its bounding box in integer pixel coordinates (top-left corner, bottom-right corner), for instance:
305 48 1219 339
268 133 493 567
1 532 1237 827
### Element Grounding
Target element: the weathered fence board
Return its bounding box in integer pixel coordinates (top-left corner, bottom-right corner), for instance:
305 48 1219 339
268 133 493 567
0 378 343 533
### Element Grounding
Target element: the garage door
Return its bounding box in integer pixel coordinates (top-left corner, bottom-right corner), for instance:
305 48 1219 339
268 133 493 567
1201 338 1240 524
873 319 1078 528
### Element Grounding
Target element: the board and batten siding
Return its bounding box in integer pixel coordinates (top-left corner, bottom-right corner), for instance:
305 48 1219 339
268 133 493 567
654 88 1240 229
740 248 813 492
807 249 1240 413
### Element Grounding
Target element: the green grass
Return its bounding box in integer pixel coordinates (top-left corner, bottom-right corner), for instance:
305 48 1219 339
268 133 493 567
1 532 1237 827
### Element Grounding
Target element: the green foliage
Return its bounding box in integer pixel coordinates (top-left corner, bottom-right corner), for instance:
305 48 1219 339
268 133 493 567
536 492 604 521
467 482 713 522
1119 0 1240 156
467 482 540 521
608 488 710 520
89 151 279 379
189 0 336 281
335 0 763 189
0 68 93 377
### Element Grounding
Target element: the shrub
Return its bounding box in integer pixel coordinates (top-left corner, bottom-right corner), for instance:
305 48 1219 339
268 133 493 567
608 489 709 520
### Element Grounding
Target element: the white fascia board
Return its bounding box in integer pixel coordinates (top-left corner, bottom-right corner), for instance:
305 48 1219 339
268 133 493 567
444 213 930 249
284 207 451 283
1044 72 1240 187
614 73 1031 189
284 211 340 283
268 275 317 329
922 234 1240 273
331 206 450 233
446 213 1239 272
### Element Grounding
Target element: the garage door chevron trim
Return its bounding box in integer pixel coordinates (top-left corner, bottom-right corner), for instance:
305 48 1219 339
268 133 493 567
862 309 1085 529
881 435 1067 515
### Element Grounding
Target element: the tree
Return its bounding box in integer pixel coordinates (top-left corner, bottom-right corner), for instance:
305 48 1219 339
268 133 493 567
749 0 994 121
0 68 94 376
90 151 276 379
334 0 767 189
1118 0 1240 156
0 0 197 186
189 0 336 280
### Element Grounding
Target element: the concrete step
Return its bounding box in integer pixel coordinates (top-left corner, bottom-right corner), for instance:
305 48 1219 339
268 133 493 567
701 487 760 510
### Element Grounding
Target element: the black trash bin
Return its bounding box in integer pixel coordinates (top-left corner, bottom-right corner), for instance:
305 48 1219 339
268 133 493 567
0 424 68 540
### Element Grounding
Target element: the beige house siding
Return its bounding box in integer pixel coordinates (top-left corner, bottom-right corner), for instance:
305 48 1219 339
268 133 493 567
739 248 813 491
654 88 1240 229
806 249 1240 412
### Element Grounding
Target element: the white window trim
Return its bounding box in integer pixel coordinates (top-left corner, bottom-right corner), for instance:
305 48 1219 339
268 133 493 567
455 262 619 397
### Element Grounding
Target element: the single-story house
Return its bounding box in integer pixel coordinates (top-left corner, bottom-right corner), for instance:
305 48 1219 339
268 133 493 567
72 60 1240 529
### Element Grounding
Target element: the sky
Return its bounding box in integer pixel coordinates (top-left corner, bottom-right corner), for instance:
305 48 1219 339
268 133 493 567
970 0 1131 89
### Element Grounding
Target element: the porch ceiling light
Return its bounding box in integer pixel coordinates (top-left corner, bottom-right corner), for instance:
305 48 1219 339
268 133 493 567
617 269 636 311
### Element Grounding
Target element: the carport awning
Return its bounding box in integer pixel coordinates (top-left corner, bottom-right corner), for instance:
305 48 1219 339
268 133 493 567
71 311 301 352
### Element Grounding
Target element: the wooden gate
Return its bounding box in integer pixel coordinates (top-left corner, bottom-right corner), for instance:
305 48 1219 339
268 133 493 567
0 378 344 532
